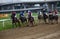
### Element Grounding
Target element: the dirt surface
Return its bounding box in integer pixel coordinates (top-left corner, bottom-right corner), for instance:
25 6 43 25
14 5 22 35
0 19 60 39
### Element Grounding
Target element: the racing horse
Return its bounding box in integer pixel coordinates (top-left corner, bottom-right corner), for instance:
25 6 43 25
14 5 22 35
48 10 58 24
19 11 27 24
53 10 58 24
28 16 34 27
42 9 48 24
48 11 54 24
38 11 43 23
19 16 27 24
11 13 21 28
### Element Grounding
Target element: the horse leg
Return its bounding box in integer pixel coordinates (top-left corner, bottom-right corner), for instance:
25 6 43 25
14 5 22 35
28 21 33 27
48 19 50 24
53 16 58 24
57 20 58 24
55 19 58 24
51 19 53 24
56 16 58 24
12 23 15 28
12 23 17 28
31 22 33 27
38 19 41 23
25 19 28 26
15 21 17 27
49 17 53 24
49 16 53 24
17 21 21 27
30 21 33 27
49 20 53 24
38 16 41 23
28 21 31 26
26 19 27 23
44 18 46 24
27 20 30 26
55 18 58 24
23 18 27 26
43 15 47 24
31 19 34 27
12 21 15 28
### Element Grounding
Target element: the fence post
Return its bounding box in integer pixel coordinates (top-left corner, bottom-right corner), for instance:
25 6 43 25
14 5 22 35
3 21 4 27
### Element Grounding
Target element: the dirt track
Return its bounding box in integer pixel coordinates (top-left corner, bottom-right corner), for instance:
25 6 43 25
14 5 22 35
0 19 60 39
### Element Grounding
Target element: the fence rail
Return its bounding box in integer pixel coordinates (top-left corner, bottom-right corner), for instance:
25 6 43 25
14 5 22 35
0 19 11 27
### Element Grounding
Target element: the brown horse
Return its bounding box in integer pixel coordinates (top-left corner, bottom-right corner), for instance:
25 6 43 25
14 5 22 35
53 10 58 24
19 16 27 23
53 15 58 24
11 14 21 28
28 16 34 27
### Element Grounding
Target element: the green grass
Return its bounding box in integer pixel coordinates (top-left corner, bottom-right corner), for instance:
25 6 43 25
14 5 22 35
1 12 60 31
0 13 38 31
0 20 12 31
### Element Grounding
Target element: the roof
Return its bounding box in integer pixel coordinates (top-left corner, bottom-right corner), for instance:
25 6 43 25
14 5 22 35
0 0 60 5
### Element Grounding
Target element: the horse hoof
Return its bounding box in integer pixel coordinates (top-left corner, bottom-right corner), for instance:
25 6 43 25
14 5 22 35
45 23 48 24
30 25 34 27
26 25 29 27
56 23 58 24
51 23 54 24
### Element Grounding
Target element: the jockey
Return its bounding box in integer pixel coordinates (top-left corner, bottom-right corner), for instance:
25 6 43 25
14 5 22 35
38 11 42 15
11 11 17 22
12 11 16 17
42 8 48 16
20 11 24 17
49 11 53 15
12 11 16 15
48 11 53 19
54 9 58 16
38 11 43 17
42 8 47 14
28 10 32 17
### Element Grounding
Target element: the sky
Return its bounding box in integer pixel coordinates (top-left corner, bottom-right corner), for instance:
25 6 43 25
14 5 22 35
0 0 58 3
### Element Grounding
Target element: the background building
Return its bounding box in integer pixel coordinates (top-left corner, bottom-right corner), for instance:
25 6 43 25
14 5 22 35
0 0 60 13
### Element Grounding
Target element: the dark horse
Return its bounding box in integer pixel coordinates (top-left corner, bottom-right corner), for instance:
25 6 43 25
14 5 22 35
42 13 48 24
53 15 58 24
48 11 54 24
53 10 58 24
19 16 27 23
42 8 48 24
48 11 58 24
11 14 20 28
28 16 34 26
38 14 42 23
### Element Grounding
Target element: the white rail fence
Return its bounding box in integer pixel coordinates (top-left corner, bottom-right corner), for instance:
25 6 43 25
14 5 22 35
0 19 11 27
